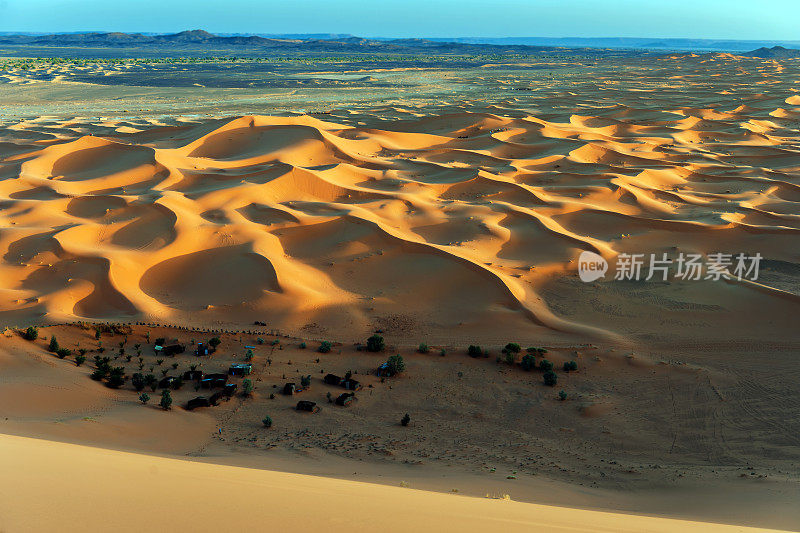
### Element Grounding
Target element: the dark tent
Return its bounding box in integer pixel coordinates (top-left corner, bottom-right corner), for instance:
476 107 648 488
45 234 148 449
335 393 356 407
341 379 362 391
283 383 296 396
163 344 185 356
186 397 210 410
209 391 225 406
296 400 317 412
323 374 342 386
183 370 203 381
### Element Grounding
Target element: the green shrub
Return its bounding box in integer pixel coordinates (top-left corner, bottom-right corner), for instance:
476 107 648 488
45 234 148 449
159 389 172 410
558 390 567 401
132 373 145 391
262 416 273 428
299 342 307 349
401 413 411 427
366 334 385 352
503 343 521 354
208 337 221 348
107 367 126 389
245 349 254 361
257 337 264 345
520 354 536 371
242 378 254 396
386 354 405 376
56 348 71 359
418 343 429 354
300 375 311 387
318 341 332 353
22 326 38 341
564 361 578 372
48 336 59 352
543 370 558 387
467 345 483 358
139 392 150 405
154 337 165 346
539 359 554 372
75 354 86 366
505 351 516 365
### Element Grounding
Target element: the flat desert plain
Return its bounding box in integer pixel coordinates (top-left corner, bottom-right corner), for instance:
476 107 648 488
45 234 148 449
0 51 799 531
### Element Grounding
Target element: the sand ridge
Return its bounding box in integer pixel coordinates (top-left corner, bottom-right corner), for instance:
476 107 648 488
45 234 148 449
1 98 799 344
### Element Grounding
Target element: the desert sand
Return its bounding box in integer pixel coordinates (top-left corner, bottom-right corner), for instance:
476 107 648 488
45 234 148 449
0 433 786 533
1 51 799 531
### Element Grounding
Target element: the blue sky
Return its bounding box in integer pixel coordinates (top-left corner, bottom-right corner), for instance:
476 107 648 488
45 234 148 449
0 0 797 39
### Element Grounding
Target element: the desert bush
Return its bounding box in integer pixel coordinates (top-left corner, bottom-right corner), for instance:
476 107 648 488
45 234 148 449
48 336 59 352
156 359 164 366
564 361 578 372
242 378 254 396
300 375 311 387
505 351 516 365
418 343 429 354
22 326 38 341
299 342 307 349
520 354 536 371
401 413 411 427
257 337 264 345
318 341 332 353
539 359 554 372
526 347 547 355
56 348 71 359
154 337 165 346
543 370 558 387
90 369 107 381
132 373 145 391
171 363 179 370
386 354 405 376
366 334 385 352
326 392 332 403
559 390 567 401
75 354 86 366
208 337 221 348
107 367 126 389
467 345 483 358
159 389 172 410
145 373 157 391
245 349 254 361
262 416 272 428
139 392 150 405
440 348 446 356
503 343 521 354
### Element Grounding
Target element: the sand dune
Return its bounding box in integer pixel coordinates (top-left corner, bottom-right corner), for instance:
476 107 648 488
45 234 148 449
0 102 799 345
0 434 784 533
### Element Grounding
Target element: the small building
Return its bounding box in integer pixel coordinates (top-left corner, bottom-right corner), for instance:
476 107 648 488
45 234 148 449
335 393 356 407
282 383 296 396
229 363 252 376
163 344 185 356
183 370 203 381
159 376 178 389
341 379 362 391
223 383 238 397
196 342 209 356
323 374 342 386
186 397 210 410
377 362 392 377
201 373 228 388
296 400 317 412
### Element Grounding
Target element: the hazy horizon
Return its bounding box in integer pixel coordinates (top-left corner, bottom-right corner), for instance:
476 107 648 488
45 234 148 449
1 0 798 41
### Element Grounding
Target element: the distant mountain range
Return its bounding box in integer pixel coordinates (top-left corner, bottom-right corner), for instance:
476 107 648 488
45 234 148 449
0 30 798 57
742 46 800 58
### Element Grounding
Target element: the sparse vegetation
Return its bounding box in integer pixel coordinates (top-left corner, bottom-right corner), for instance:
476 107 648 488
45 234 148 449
520 354 536 371
418 343 429 354
132 373 145 391
559 390 567 401
401 413 411 426
75 354 86 366
208 337 221 348
242 378 254 396
539 359 554 372
366 334 385 352
22 326 38 340
318 341 332 353
300 375 311 388
564 360 578 372
262 415 273 428
48 336 59 352
385 354 405 376
543 370 558 387
159 389 172 410
467 345 484 358
56 348 71 359
139 392 150 405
